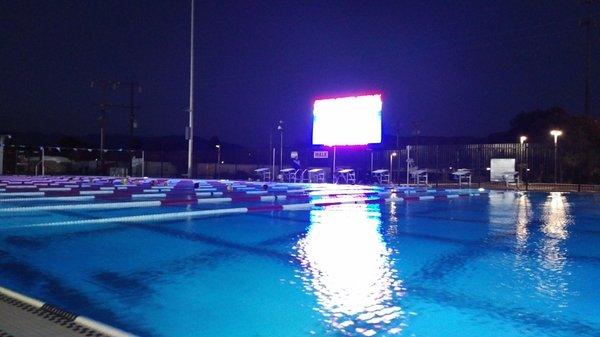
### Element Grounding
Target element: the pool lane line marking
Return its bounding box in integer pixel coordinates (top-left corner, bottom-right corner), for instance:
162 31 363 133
0 195 96 202
14 193 487 229
0 191 483 213
18 201 359 228
0 188 224 199
0 200 162 213
0 285 136 337
0 191 45 197
0 194 288 213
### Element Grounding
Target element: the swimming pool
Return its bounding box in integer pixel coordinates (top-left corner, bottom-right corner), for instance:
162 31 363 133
0 181 598 336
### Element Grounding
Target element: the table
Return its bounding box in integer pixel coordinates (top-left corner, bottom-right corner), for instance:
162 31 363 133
254 168 270 181
372 169 389 184
280 168 296 182
308 168 325 183
337 169 356 184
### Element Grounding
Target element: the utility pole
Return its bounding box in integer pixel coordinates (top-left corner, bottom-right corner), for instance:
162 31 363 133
581 0 599 115
109 82 142 150
90 79 119 165
109 82 142 176
187 0 195 178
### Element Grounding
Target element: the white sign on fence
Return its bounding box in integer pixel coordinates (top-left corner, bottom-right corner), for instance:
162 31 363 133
313 151 329 159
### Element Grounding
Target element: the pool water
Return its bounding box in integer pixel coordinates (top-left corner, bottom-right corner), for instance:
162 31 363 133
0 191 598 336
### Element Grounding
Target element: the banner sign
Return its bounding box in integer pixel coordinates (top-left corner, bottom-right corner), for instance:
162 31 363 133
313 151 329 159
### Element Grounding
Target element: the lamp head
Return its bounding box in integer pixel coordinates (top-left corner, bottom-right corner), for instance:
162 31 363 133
519 136 527 144
550 130 563 144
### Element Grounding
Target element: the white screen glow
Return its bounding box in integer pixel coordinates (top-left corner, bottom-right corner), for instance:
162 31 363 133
312 94 382 146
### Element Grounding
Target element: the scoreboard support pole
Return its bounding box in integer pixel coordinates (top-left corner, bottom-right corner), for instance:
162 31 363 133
332 146 337 183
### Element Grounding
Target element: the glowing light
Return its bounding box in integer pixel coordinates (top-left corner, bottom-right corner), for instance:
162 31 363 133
312 94 382 146
519 136 527 144
294 204 405 335
550 130 563 144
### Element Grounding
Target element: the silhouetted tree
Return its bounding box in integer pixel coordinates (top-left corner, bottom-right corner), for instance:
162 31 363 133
57 136 87 148
504 107 600 183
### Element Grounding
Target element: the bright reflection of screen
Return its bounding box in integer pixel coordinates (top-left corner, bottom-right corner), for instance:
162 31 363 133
294 204 405 336
312 94 382 146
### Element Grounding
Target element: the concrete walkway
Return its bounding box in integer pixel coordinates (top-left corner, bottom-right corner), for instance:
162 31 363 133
0 292 107 337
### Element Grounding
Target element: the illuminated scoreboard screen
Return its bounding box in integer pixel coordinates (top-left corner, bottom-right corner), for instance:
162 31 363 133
312 94 382 146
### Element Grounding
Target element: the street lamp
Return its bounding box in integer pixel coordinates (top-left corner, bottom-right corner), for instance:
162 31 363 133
519 136 527 145
215 144 221 179
0 134 11 175
186 0 195 178
389 152 397 184
519 136 527 187
550 130 562 184
40 146 45 176
277 121 283 175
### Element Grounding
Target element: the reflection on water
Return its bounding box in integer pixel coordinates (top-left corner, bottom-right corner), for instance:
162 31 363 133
515 193 532 250
536 193 572 303
492 192 572 311
294 204 405 336
539 192 572 272
488 192 520 236
541 192 571 241
386 200 399 237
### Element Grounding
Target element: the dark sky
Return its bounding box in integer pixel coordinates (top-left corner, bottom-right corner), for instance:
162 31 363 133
0 0 598 147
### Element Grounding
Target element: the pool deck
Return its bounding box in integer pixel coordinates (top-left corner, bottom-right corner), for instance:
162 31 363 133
0 287 133 337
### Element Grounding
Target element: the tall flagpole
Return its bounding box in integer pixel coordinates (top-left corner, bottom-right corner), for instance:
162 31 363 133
186 0 195 178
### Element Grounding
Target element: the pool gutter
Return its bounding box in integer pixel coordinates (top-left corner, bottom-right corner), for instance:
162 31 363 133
0 285 136 337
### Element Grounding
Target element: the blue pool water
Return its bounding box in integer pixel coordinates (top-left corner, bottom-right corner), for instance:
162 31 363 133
0 191 598 336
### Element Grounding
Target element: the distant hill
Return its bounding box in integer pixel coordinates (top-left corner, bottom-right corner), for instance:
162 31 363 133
0 131 243 151
1 130 497 150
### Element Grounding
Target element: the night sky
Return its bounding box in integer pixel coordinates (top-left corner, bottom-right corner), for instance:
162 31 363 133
0 0 597 147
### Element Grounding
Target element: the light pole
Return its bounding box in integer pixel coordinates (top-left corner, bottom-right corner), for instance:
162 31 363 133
186 0 195 178
277 120 283 175
519 136 527 185
0 134 11 175
40 146 45 176
389 152 397 184
215 144 221 179
406 145 412 186
550 130 562 184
